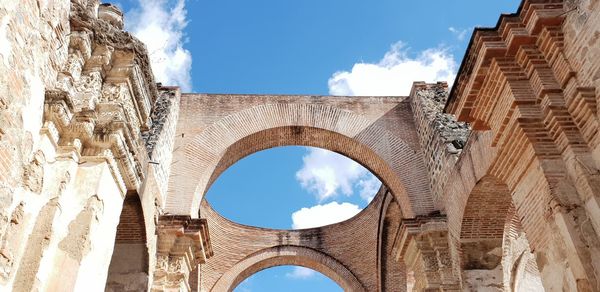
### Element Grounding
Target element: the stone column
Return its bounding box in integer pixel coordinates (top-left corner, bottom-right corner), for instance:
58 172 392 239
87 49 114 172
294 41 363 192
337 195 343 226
152 216 213 292
393 216 460 291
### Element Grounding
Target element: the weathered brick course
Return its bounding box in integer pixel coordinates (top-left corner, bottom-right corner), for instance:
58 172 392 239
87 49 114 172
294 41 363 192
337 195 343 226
1 0 600 291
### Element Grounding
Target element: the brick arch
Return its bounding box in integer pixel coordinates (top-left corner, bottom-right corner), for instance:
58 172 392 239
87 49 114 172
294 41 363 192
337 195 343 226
458 175 514 289
377 191 406 291
211 245 366 292
460 175 512 242
106 193 149 291
201 189 386 290
167 98 433 218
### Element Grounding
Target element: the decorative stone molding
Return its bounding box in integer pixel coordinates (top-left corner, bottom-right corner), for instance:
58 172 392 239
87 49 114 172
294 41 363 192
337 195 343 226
42 0 159 193
98 4 124 30
393 215 460 291
152 216 213 292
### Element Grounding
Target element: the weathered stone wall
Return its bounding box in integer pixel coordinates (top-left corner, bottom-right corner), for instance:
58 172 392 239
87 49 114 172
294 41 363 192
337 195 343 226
410 82 470 209
0 0 70 287
563 0 600 99
0 0 166 290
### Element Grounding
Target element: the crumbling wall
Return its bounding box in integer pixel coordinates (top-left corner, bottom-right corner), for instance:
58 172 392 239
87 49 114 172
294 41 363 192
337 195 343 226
563 0 600 99
0 0 71 289
410 82 470 209
0 0 162 290
501 209 543 292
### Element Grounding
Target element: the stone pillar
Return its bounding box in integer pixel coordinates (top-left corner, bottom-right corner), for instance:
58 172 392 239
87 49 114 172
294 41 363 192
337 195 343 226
152 216 213 292
393 216 460 291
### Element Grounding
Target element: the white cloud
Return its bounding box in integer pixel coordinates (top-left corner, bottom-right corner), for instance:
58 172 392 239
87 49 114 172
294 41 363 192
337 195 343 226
296 148 381 202
291 201 362 229
328 42 457 96
286 267 317 279
449 27 468 41
125 0 192 91
357 175 381 203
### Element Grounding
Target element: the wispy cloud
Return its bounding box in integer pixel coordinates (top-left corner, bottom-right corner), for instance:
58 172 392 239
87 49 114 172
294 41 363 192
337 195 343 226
295 147 381 202
328 41 457 96
357 175 380 203
449 26 469 41
125 0 192 91
291 201 362 229
286 266 317 279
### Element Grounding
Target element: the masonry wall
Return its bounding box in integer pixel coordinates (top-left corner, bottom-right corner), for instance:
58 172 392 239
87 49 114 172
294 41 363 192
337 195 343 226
200 188 390 291
0 0 72 289
0 0 163 290
563 0 600 98
410 82 470 209
445 0 600 290
2 0 600 291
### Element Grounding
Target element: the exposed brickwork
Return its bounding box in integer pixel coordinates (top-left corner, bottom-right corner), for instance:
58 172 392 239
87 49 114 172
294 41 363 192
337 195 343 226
168 94 434 218
201 187 389 291
410 82 470 208
460 176 512 240
446 0 600 290
2 0 600 291
114 193 147 243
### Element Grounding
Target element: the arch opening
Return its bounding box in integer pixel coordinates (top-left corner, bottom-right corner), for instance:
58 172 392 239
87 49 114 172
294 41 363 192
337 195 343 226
459 176 543 291
205 145 382 230
233 265 342 292
167 99 434 218
209 245 366 292
105 192 150 291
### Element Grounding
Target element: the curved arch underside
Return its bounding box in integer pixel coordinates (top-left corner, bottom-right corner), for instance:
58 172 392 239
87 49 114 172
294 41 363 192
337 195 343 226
200 189 389 291
166 94 434 218
213 246 365 292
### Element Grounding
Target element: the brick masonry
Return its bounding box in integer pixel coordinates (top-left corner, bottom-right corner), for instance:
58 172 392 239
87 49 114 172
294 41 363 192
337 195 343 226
0 0 599 291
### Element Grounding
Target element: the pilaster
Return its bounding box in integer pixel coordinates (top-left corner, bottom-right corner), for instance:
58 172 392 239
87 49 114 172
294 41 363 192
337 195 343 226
152 216 213 292
393 215 460 291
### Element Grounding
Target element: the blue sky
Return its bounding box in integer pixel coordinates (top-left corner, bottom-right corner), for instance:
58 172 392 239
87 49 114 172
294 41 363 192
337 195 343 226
113 0 520 290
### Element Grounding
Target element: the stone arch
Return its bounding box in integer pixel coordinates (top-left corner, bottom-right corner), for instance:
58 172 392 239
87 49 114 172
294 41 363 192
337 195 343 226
166 98 433 218
211 245 366 292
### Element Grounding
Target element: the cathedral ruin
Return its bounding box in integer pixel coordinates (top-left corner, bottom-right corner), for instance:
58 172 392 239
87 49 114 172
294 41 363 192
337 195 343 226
1 0 600 291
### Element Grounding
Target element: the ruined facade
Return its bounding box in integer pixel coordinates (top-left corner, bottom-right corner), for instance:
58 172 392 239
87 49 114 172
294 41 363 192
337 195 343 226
0 0 599 291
